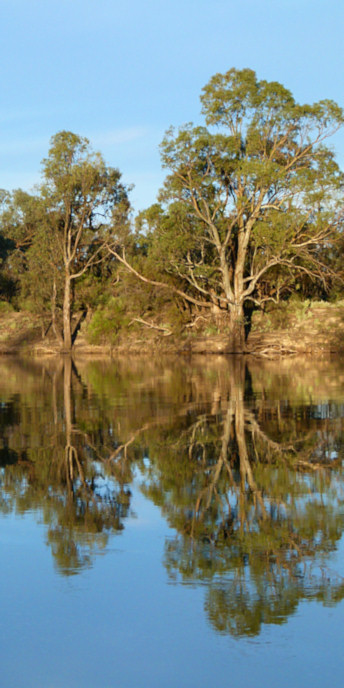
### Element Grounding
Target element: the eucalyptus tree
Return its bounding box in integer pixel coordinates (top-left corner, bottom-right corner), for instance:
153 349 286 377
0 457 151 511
115 69 344 351
41 131 130 350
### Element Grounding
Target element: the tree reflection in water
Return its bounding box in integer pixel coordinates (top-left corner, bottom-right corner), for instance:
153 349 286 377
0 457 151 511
0 356 344 635
140 358 344 637
0 357 132 574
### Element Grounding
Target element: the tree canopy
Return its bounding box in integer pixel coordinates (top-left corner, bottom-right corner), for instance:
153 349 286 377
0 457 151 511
41 131 130 349
120 68 344 350
0 70 344 352
0 131 130 348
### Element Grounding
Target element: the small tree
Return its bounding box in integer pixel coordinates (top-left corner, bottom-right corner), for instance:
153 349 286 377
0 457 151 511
118 69 344 351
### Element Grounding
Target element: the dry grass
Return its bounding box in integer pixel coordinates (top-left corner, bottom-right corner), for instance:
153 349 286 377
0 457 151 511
1 300 344 357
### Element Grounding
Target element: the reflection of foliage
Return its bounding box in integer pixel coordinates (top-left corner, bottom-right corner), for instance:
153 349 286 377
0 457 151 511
1 458 132 575
0 359 133 575
204 566 344 638
141 361 344 637
1 356 344 633
44 477 131 575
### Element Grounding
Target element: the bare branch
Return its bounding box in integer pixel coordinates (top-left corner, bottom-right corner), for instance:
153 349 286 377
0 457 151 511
106 244 213 309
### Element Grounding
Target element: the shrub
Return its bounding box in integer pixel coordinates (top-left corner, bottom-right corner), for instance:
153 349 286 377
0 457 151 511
86 298 130 344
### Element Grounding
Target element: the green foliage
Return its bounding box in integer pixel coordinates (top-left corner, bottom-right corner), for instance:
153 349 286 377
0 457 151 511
86 297 130 344
41 131 129 229
0 300 14 314
138 68 344 348
0 132 131 346
0 72 343 348
41 131 131 347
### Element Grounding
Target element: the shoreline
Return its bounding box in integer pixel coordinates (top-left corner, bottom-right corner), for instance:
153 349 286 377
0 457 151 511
1 300 344 358
0 332 341 358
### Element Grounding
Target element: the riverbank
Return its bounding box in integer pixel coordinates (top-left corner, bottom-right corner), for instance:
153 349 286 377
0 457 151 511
0 300 343 356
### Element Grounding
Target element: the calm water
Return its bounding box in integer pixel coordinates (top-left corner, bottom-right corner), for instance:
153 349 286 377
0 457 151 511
1 355 344 687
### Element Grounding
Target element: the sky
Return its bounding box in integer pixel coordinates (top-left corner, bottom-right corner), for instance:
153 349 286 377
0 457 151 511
0 0 344 212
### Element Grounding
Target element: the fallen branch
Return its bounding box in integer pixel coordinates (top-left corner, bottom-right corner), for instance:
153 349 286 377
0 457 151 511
185 315 209 329
129 317 172 336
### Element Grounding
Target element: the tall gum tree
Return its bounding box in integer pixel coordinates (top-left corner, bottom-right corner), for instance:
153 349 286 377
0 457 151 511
137 69 344 352
41 131 130 350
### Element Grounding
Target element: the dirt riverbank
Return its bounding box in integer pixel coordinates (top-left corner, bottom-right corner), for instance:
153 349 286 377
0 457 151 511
0 301 343 357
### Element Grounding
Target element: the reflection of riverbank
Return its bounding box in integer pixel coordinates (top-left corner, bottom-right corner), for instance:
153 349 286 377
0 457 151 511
1 352 344 406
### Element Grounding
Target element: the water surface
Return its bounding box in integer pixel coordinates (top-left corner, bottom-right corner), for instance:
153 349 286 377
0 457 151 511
1 355 344 687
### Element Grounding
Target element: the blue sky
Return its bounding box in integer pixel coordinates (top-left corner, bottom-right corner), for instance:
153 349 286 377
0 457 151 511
0 0 343 211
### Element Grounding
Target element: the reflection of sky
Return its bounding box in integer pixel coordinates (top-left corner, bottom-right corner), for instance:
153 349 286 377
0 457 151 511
0 481 344 688
313 403 344 420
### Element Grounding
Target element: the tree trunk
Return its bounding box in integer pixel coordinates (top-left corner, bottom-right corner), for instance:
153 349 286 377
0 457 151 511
52 275 63 344
63 271 72 350
227 303 246 353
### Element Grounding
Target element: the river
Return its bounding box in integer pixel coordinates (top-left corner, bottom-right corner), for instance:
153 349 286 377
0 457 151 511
0 355 344 687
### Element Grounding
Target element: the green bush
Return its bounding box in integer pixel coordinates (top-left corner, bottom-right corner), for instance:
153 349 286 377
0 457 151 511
86 298 130 344
0 300 14 315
